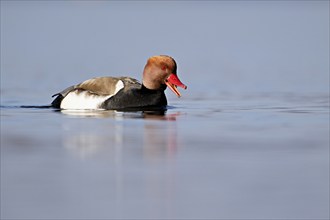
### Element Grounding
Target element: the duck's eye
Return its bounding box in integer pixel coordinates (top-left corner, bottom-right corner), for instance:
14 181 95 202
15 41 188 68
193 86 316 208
161 66 166 71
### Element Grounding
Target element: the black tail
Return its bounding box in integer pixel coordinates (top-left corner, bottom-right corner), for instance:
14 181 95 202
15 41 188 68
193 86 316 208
50 94 64 108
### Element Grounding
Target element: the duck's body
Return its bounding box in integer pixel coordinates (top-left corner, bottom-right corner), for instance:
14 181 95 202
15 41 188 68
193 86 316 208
51 55 186 110
51 76 167 110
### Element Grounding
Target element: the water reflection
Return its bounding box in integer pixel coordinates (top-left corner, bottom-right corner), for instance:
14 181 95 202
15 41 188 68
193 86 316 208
60 109 179 218
143 123 177 160
61 109 179 160
59 109 118 118
63 122 124 159
59 109 178 120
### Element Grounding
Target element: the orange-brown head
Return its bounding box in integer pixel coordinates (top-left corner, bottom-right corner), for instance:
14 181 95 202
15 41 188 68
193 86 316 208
142 55 187 97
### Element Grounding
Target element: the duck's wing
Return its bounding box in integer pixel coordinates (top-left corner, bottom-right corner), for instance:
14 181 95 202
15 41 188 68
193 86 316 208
51 77 140 109
75 77 125 95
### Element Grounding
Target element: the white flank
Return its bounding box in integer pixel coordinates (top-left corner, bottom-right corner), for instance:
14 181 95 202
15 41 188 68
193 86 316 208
60 80 124 110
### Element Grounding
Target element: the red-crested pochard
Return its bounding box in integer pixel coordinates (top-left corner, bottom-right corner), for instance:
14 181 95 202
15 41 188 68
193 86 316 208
51 55 187 110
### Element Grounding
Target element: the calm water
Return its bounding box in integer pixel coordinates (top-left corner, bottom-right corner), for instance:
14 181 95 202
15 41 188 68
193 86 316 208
1 1 329 219
1 94 329 219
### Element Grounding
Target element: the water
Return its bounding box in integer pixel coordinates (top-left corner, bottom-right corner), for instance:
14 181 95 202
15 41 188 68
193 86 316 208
1 94 328 219
1 1 329 219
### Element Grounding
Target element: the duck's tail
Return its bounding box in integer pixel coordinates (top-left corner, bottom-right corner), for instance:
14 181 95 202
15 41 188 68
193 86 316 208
50 94 63 109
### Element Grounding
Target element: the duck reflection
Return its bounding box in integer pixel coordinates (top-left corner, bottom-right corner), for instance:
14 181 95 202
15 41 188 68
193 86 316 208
61 110 179 217
59 109 175 120
143 123 177 160
61 109 179 159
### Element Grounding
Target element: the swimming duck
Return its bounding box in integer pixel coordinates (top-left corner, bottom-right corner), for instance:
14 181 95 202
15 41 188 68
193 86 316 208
51 55 187 110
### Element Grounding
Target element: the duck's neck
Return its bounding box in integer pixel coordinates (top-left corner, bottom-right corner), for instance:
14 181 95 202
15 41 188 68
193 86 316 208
142 68 163 90
142 78 162 90
141 84 166 92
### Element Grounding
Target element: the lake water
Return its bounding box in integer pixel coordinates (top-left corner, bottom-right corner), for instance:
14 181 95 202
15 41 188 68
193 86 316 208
1 1 329 219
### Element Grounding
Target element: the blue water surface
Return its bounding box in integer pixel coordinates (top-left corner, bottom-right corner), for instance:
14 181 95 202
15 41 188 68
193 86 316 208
1 1 329 219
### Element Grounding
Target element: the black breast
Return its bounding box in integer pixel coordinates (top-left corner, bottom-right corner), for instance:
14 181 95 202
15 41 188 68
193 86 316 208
101 85 167 111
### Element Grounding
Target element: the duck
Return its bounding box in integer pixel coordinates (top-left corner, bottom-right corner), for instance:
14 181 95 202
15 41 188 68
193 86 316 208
51 55 187 111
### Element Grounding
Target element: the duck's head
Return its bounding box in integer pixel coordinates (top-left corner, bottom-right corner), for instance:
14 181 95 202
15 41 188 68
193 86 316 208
142 55 187 97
